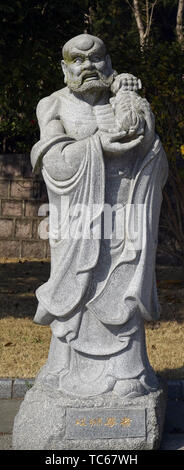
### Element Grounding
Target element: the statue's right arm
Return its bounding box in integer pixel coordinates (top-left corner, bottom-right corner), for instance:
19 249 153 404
35 94 90 181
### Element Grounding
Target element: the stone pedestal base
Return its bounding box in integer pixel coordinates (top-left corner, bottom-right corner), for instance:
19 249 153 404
12 379 167 450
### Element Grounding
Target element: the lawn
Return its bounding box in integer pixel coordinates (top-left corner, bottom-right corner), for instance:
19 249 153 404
0 259 184 380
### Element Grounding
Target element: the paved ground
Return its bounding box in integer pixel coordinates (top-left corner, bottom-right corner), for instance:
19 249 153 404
0 397 184 450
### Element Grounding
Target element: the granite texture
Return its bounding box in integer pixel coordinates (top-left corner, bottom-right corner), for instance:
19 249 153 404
0 377 182 399
27 33 169 399
12 379 34 398
12 378 167 450
13 33 168 449
0 378 12 399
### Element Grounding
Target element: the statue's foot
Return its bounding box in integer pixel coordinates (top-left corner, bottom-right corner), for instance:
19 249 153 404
113 378 148 398
36 364 69 389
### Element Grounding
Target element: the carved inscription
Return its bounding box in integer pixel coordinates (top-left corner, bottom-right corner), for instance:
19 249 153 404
66 408 146 439
75 416 132 428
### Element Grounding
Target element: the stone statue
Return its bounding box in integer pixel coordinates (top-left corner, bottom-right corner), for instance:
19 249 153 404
30 33 168 398
13 33 168 450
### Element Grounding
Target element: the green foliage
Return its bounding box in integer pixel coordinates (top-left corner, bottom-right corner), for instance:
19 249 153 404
0 0 183 262
0 0 88 152
137 43 184 164
0 0 183 163
91 1 184 166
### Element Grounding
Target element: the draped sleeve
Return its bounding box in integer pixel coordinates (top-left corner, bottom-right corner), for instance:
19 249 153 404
30 91 105 319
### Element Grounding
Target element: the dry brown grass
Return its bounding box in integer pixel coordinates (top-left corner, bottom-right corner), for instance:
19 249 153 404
0 259 184 380
146 321 184 379
0 317 51 378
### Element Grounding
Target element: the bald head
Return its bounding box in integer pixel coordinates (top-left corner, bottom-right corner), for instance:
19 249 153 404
61 33 114 94
62 34 106 61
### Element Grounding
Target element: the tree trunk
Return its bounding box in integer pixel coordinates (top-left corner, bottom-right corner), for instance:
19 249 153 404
133 0 146 49
128 0 158 50
176 0 184 49
84 6 94 34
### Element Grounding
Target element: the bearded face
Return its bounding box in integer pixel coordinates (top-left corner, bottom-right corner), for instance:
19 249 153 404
64 66 114 93
61 37 114 93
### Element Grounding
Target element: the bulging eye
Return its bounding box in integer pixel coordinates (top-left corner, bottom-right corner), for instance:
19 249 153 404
92 56 102 62
74 57 83 65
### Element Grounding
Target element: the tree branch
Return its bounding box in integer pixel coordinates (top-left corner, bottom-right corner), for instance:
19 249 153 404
145 0 149 35
129 0 158 49
148 1 158 34
145 1 158 43
126 0 135 13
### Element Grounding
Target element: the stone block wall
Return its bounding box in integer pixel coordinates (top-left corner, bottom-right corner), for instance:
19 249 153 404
0 155 169 263
0 154 50 259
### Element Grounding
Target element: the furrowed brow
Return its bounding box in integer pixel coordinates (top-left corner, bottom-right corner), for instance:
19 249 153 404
70 52 86 60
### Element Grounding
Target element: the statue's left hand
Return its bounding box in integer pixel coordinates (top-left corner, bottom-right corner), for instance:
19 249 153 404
98 129 144 156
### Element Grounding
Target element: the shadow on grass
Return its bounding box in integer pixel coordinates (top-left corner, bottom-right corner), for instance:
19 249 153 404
0 260 184 380
0 261 50 319
159 366 184 381
0 261 184 321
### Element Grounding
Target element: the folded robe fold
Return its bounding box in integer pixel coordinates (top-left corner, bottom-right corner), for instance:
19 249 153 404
31 127 168 352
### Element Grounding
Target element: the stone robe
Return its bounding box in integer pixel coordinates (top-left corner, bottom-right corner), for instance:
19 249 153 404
31 86 168 396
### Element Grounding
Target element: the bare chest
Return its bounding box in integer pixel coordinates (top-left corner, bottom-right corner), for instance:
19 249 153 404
60 97 116 140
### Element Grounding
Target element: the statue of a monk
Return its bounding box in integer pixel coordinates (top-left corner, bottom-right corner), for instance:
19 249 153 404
31 34 168 398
